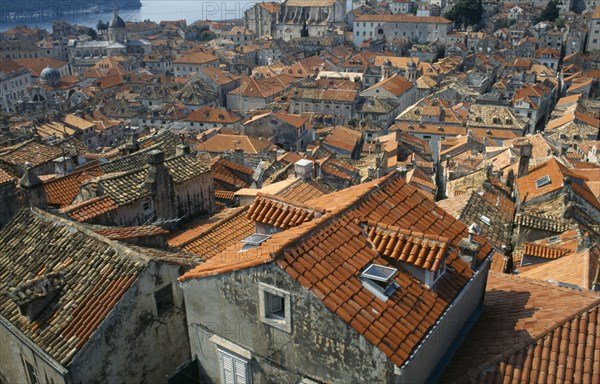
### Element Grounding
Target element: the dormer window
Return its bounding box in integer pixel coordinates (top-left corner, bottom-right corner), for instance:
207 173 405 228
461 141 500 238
535 175 551 188
360 264 399 301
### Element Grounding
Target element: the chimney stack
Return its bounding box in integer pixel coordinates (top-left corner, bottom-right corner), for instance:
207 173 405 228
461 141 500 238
294 159 313 180
515 140 532 178
20 162 47 210
142 150 177 227
458 223 482 269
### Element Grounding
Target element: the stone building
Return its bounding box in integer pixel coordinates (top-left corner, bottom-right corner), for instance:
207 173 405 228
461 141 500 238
0 208 198 384
0 167 19 227
64 149 215 227
180 173 495 383
0 58 33 112
245 0 345 41
242 111 313 151
245 2 281 37
353 14 453 47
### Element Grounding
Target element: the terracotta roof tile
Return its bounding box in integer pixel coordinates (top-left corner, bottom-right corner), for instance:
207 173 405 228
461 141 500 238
520 245 599 290
366 221 449 271
442 272 600 383
180 172 495 369
43 164 105 207
522 242 571 260
197 134 271 155
277 179 327 203
174 207 255 258
246 193 323 230
60 195 118 222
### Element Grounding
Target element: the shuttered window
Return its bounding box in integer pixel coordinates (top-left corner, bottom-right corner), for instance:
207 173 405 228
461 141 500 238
218 348 250 384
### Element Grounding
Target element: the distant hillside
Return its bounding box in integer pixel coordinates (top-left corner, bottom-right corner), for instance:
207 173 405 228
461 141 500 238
0 0 141 18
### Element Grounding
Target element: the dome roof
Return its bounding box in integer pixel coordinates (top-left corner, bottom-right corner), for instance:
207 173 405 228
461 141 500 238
109 9 126 28
40 66 61 85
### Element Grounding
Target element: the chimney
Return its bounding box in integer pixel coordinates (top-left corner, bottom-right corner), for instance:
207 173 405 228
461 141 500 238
294 159 313 180
458 223 482 269
233 148 244 165
176 143 193 157
515 140 532 178
125 131 139 154
20 162 47 210
397 165 408 179
142 150 177 227
53 156 74 176
375 139 382 156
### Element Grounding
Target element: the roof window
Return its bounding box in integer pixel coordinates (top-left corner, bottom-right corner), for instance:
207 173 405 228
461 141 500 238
548 235 560 243
480 215 492 226
535 175 551 188
360 264 399 301
240 233 270 252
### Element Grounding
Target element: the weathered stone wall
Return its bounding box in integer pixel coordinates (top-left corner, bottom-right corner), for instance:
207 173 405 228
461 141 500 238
0 181 20 227
0 317 68 384
175 172 215 221
184 263 396 384
69 261 190 384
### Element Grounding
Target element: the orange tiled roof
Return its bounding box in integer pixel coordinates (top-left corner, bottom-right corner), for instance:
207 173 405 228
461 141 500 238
520 246 599 290
43 165 105 207
366 221 449 271
60 195 118 222
516 157 580 202
181 173 495 368
197 134 271 155
442 272 600 383
174 207 255 258
366 74 413 97
522 242 571 260
246 193 323 230
277 179 327 203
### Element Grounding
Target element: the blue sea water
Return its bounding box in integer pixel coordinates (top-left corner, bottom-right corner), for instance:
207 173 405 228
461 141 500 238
0 0 259 32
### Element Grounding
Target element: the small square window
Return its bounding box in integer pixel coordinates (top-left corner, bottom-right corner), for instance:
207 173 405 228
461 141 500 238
154 284 174 316
142 200 153 214
258 283 291 333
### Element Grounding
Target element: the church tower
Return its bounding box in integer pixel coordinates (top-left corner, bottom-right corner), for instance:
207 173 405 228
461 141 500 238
108 8 127 43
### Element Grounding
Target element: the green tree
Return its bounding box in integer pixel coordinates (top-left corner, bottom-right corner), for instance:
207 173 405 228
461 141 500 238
96 21 108 33
540 0 560 22
444 0 483 29
87 28 97 40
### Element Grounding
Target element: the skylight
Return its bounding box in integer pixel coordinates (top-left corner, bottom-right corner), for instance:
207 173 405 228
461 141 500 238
480 215 492 226
535 175 551 188
239 233 271 252
360 264 399 301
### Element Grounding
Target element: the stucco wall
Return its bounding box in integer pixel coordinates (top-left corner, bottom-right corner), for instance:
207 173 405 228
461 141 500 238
183 263 396 384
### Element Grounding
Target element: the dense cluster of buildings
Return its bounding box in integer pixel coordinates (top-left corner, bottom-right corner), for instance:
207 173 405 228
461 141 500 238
0 0 599 383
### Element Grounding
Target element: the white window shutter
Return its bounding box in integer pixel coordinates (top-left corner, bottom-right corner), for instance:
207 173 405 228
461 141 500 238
220 352 235 384
234 359 247 383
